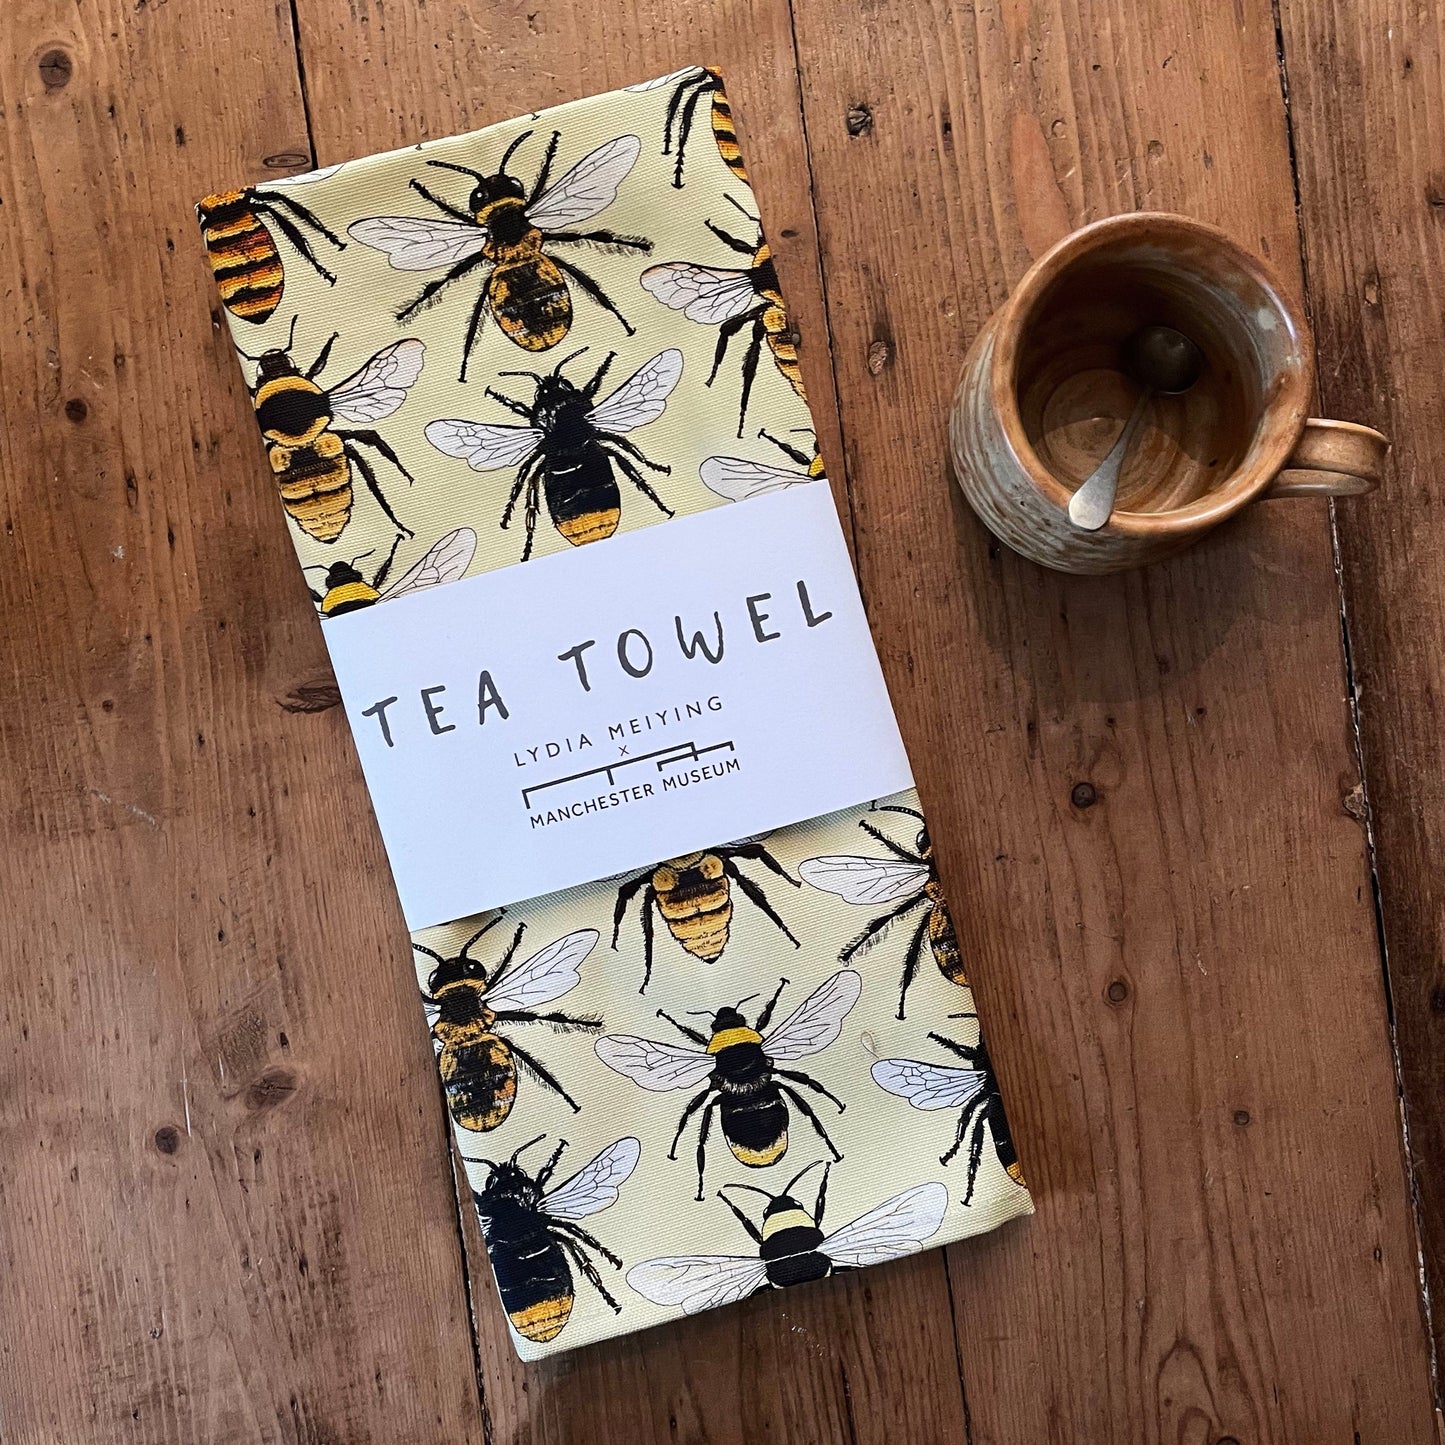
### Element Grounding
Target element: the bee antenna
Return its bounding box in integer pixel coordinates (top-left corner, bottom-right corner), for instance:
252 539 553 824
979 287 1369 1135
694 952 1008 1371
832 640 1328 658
874 804 925 821
459 1154 498 1171
510 1133 548 1166
285 314 298 351
411 942 446 966
301 562 332 575
426 158 487 181
947 1011 979 1021
498 128 533 175
724 191 759 225
782 1158 827 1197
553 347 588 375
733 992 760 1012
719 1182 774 1202
496 369 544 382
683 1008 714 1018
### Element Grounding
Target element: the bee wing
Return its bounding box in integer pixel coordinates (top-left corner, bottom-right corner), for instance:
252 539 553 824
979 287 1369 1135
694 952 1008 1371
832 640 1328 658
763 969 862 1063
543 1136 641 1221
527 134 642 231
378 528 477 602
482 928 598 1013
699 455 808 502
640 263 758 324
871 1058 989 1111
424 417 543 470
624 67 706 92
820 1181 949 1270
587 348 684 434
328 339 427 423
594 1034 715 1092
267 163 345 186
347 214 489 271
626 1254 769 1313
797 854 931 906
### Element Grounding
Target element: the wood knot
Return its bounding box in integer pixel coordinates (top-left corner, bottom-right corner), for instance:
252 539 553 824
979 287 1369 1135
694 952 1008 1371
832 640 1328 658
845 103 873 137
64 397 89 423
279 680 342 713
39 48 73 90
866 339 891 375
153 1125 181 1154
263 150 312 171
244 1066 298 1113
1070 781 1097 809
1233 1109 1251 1127
1105 979 1129 1005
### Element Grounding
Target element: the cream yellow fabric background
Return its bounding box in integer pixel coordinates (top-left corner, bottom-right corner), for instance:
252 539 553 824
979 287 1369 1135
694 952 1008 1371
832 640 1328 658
204 66 1033 1362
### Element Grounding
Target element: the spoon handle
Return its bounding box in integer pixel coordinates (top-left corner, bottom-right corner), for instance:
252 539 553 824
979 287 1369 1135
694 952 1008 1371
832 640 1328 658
1067 393 1152 531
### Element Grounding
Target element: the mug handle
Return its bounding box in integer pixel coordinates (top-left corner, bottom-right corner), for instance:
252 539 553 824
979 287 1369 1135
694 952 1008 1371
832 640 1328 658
1265 418 1389 499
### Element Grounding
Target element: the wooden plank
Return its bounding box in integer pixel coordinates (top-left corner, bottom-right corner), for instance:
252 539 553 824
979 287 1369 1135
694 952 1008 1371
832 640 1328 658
1274 0 1445 1397
0 2 488 1440
785 1 1439 1441
283 5 973 1444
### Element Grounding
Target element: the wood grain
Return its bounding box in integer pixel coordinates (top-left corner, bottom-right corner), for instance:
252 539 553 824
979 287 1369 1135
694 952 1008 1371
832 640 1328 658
1274 0 1445 1390
0 2 487 1440
0 0 1438 1440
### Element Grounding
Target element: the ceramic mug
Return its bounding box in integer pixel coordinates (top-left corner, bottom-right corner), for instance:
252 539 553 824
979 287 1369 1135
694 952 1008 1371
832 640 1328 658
948 212 1388 574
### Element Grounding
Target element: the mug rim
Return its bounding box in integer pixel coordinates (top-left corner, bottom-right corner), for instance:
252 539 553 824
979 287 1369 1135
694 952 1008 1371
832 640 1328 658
988 212 1315 538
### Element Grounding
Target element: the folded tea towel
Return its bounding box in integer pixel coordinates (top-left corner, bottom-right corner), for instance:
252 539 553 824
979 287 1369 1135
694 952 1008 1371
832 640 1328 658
199 65 1032 1361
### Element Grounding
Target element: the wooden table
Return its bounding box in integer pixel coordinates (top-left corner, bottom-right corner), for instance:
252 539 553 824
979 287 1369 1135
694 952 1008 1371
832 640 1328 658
3 2 1441 1441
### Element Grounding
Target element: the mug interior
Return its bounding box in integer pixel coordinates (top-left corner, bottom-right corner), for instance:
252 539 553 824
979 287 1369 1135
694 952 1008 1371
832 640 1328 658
1000 217 1311 533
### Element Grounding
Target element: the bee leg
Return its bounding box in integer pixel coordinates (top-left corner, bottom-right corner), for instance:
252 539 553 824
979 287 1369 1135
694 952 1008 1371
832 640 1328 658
536 1137 569 1188
557 1235 622 1313
486 387 536 420
264 190 347 251
670 78 712 188
527 131 562 206
735 322 766 439
610 872 649 948
500 454 542 531
940 1099 978 1168
609 450 675 520
605 431 670 474
344 428 418 486
548 228 653 256
395 251 491 323
775 1067 846 1116
729 841 803 888
927 1031 979 1064
777 1082 843 1161
509 1039 584 1114
694 1096 722 1201
716 1189 765 1245
961 1108 989 1206
346 444 414 539
306 332 340 381
551 255 637 337
583 350 617 399
759 428 815 469
814 1165 831 1227
663 71 704 158
370 531 405 589
838 891 926 964
638 885 659 993
458 286 494 384
550 1217 622 1270
895 907 934 1022
722 858 799 948
266 207 339 286
858 816 923 864
409 177 475 224
495 1008 601 1034
754 976 791 1033
520 471 542 563
703 218 757 257
706 312 751 385
656 1009 710 1047
668 1083 714 1166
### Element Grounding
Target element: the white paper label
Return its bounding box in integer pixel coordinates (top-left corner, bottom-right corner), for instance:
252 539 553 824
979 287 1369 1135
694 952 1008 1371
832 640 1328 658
323 483 914 929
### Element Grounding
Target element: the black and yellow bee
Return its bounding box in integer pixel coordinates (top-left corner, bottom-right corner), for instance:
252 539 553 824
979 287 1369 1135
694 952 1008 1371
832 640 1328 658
240 322 423 544
595 969 860 1199
872 1015 1026 1205
349 131 651 379
627 1162 948 1312
611 836 801 995
197 165 346 324
467 1134 640 1344
425 347 681 561
626 67 747 189
800 804 967 1020
641 195 805 438
306 527 475 619
700 426 824 501
414 917 601 1134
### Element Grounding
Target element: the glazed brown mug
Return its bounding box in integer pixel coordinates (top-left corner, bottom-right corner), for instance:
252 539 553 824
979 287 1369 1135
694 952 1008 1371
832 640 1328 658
948 212 1388 574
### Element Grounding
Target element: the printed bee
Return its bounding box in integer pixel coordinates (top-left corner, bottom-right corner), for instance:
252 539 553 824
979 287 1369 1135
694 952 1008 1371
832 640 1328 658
700 426 824 502
467 1134 640 1344
627 1161 948 1312
239 321 423 544
595 969 860 1200
799 804 967 1021
197 166 346 324
306 527 476 619
626 66 747 189
349 131 651 379
640 194 804 437
424 346 681 561
871 1014 1026 1206
413 916 601 1133
611 836 802 995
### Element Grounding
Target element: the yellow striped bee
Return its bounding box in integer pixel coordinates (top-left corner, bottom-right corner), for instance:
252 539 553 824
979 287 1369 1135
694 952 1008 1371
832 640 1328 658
596 970 860 1199
467 1134 640 1344
306 527 475 619
627 1163 948 1312
799 804 968 1020
641 195 804 437
626 67 747 189
414 917 601 1133
872 1014 1026 1205
349 131 650 380
197 165 346 324
240 322 423 544
611 835 800 995
700 426 823 501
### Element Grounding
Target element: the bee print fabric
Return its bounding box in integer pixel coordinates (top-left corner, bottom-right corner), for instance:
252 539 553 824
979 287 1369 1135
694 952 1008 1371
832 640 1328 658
200 66 1033 1361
